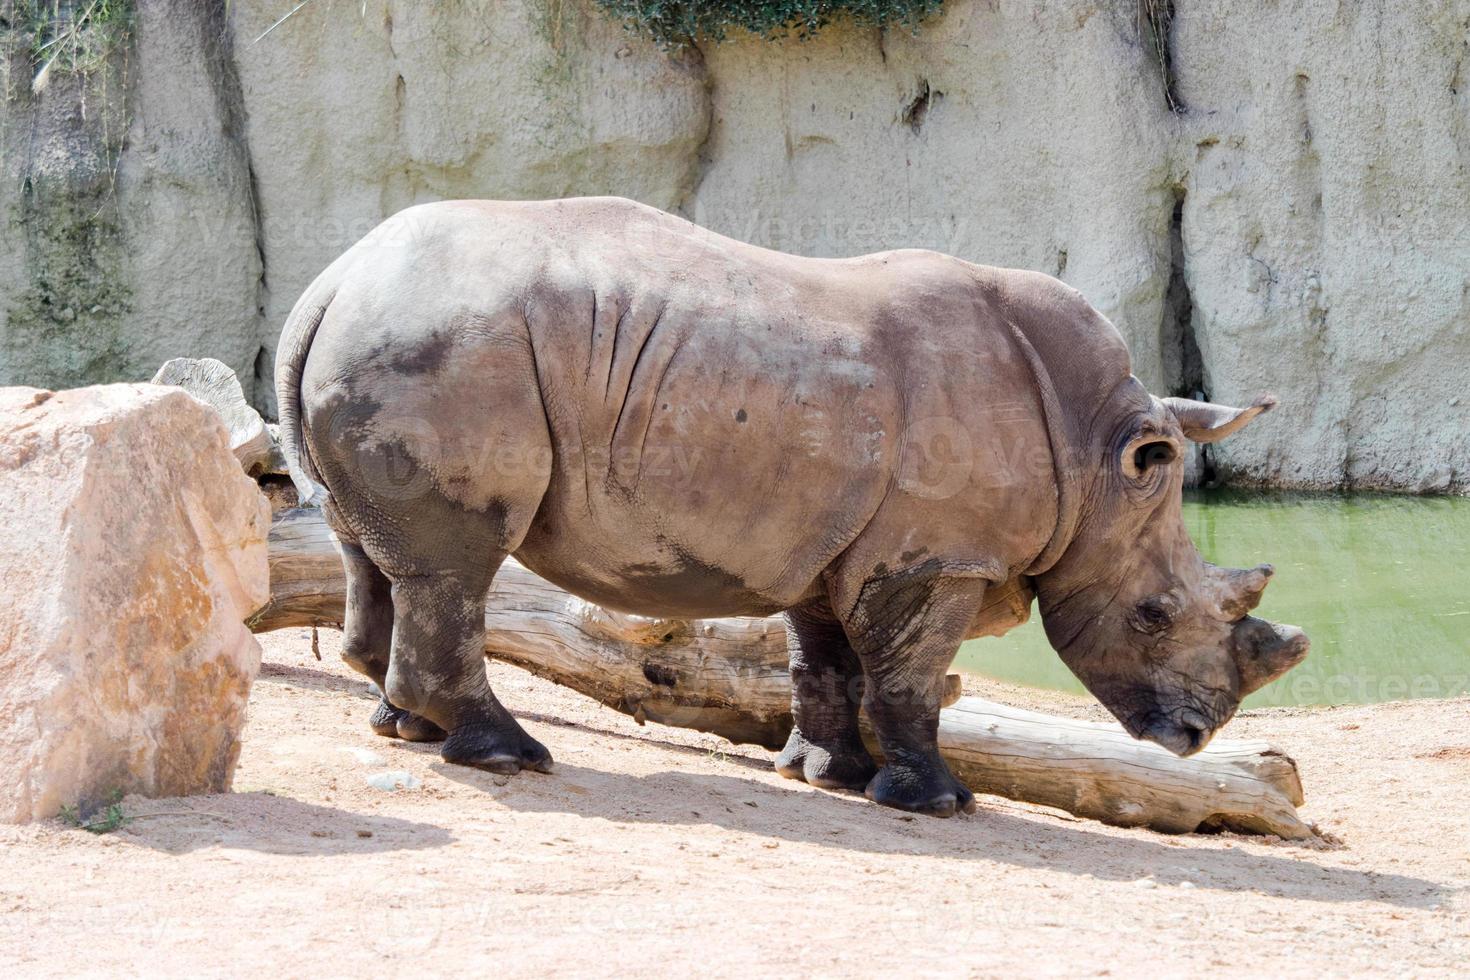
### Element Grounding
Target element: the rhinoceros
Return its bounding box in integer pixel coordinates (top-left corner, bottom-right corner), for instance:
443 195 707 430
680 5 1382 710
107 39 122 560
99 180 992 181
276 197 1309 817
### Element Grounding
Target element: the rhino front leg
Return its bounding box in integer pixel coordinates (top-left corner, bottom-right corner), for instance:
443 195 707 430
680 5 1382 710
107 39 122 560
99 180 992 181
775 599 878 791
339 539 445 743
844 566 986 818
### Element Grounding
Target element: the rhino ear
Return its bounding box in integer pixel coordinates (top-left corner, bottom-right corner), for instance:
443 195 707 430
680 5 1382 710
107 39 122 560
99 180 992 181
1163 394 1278 444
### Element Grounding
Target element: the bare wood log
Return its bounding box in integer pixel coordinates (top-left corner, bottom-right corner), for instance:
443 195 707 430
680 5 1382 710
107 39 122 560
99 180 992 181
930 701 1306 836
152 357 284 477
251 507 1312 838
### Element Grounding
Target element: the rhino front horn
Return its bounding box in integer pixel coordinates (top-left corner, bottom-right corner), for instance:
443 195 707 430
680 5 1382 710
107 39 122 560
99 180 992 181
1230 616 1311 695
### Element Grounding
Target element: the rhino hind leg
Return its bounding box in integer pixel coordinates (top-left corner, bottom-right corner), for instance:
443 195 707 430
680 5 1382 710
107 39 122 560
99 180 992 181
845 567 986 818
339 539 446 743
302 322 556 772
774 600 877 792
366 698 447 743
384 556 553 776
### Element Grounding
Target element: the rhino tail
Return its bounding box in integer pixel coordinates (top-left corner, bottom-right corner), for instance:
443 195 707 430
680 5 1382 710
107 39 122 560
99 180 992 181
274 275 338 509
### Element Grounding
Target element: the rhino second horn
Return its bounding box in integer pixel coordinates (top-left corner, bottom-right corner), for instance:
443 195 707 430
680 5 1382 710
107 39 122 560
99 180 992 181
1212 563 1273 619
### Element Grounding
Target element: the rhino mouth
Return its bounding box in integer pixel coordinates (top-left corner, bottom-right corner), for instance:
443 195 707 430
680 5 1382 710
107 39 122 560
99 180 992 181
1134 707 1218 757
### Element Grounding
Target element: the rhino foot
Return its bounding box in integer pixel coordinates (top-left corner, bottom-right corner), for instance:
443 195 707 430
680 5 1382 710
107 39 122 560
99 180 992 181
774 729 877 792
864 750 978 818
367 699 406 737
367 699 447 743
395 712 447 743
441 721 554 775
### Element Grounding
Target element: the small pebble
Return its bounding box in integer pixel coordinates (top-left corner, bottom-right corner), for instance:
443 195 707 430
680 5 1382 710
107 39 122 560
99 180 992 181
365 770 421 792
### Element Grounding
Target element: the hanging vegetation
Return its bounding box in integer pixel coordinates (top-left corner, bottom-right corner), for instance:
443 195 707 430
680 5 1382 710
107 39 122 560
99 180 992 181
593 0 944 50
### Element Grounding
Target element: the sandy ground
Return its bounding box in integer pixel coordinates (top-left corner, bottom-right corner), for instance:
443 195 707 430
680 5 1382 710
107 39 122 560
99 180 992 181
2 628 1467 978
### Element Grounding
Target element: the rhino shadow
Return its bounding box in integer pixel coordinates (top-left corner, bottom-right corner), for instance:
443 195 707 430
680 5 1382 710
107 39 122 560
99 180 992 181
256 658 379 699
258 654 1448 909
432 750 1448 912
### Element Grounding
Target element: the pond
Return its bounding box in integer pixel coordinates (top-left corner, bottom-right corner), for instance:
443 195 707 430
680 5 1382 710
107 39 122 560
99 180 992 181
954 490 1470 707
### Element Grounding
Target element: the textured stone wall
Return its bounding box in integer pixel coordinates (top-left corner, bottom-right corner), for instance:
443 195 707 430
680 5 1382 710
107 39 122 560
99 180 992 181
1 0 1466 490
1170 0 1470 491
228 0 709 414
0 0 261 399
692 3 1176 388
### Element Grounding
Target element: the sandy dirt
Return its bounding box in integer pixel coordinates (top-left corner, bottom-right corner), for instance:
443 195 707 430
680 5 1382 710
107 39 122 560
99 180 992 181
2 627 1467 977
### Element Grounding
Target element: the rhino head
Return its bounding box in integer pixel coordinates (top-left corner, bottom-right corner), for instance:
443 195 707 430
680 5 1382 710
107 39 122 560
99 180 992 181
1036 387 1309 756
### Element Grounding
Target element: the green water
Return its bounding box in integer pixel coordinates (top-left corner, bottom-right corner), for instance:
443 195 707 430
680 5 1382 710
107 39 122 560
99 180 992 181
955 491 1470 707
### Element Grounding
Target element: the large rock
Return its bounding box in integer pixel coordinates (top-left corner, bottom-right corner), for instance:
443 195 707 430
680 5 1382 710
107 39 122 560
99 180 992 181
0 384 271 823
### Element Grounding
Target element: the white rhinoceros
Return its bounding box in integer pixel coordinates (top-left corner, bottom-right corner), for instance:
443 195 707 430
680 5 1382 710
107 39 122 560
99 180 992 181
276 197 1308 817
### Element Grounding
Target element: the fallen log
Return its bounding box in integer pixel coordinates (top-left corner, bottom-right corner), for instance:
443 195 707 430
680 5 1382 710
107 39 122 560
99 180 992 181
251 506 1312 838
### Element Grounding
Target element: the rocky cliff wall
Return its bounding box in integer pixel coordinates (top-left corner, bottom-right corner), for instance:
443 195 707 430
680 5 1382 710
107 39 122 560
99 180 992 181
1171 1 1470 491
228 0 708 413
1 0 1465 491
0 0 260 399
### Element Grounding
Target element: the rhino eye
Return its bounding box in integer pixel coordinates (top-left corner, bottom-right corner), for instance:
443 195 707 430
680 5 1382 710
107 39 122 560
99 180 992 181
1133 440 1177 471
1132 597 1174 633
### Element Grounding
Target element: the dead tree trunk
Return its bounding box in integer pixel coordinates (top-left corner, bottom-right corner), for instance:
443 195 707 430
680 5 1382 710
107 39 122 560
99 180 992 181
249 507 1312 838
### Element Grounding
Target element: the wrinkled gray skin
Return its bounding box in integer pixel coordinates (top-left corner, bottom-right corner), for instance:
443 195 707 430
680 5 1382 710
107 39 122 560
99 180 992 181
277 198 1309 818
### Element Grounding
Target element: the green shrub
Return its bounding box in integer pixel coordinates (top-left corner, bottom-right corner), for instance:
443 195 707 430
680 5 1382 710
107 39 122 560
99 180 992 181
594 0 945 49
59 790 129 835
2 0 134 88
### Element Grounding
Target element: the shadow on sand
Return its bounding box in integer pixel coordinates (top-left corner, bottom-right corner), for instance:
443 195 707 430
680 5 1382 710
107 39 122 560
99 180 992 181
111 791 454 857
429 748 1449 911
260 653 1451 910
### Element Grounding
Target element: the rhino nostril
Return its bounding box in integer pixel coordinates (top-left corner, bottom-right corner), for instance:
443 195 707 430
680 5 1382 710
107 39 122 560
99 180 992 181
1182 723 1205 752
1178 708 1213 752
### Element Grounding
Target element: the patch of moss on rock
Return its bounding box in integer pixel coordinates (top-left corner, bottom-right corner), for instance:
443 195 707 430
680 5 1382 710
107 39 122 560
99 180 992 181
5 182 133 387
592 0 944 49
1 0 134 89
1 0 135 389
